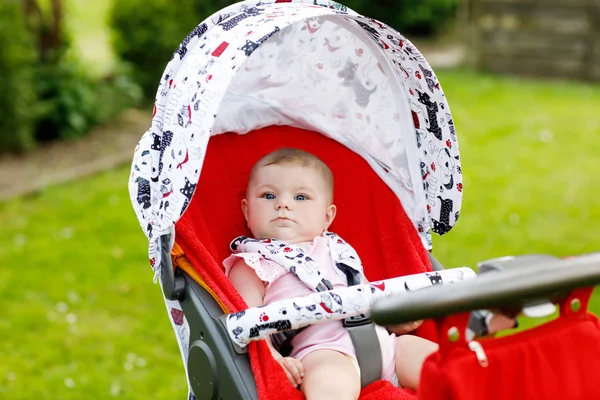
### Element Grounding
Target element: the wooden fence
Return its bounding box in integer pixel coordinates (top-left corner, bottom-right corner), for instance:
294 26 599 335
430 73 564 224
464 0 600 81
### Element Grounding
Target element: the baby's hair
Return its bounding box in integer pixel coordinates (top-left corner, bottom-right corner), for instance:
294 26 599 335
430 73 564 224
248 148 334 200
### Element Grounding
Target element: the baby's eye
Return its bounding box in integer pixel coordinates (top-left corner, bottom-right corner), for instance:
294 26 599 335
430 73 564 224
262 193 275 200
294 194 308 201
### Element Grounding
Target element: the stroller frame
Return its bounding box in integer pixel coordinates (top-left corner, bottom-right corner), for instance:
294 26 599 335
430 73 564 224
128 1 600 399
160 234 258 399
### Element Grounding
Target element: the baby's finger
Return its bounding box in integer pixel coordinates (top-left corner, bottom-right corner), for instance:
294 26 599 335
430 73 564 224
294 358 305 377
411 320 424 328
282 368 296 387
289 358 305 381
282 358 303 385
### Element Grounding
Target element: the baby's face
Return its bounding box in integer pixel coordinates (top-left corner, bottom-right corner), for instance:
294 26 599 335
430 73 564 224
242 164 336 243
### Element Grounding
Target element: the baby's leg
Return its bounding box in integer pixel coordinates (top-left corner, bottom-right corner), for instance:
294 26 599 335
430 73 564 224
395 335 438 390
301 350 360 400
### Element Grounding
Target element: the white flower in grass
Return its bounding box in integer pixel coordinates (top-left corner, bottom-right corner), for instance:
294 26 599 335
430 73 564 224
538 129 553 143
64 377 75 388
14 233 27 248
135 357 147 368
112 247 124 260
60 227 74 240
56 302 68 313
67 291 80 303
124 353 137 371
110 382 121 396
66 313 77 324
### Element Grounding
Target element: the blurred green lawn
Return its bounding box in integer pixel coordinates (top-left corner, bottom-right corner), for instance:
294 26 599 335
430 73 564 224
1 69 599 399
3 1 597 398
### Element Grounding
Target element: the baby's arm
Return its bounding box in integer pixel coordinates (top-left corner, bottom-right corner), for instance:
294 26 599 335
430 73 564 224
228 259 304 386
228 259 266 309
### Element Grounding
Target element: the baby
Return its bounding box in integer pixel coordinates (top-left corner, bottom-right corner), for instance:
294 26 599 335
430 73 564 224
225 148 438 400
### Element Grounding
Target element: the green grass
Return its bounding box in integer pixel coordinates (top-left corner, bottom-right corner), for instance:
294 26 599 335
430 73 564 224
1 70 599 398
435 69 600 260
0 170 186 399
433 69 600 329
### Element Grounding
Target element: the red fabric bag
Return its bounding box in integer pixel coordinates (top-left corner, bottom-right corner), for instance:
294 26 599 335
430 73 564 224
418 287 600 400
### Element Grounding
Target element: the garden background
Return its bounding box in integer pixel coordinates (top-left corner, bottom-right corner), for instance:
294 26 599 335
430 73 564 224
1 0 599 398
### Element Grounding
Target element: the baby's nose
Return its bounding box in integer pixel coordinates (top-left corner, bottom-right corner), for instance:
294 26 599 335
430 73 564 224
275 197 292 210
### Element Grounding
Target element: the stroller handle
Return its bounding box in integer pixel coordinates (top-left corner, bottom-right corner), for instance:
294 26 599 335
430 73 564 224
371 252 600 326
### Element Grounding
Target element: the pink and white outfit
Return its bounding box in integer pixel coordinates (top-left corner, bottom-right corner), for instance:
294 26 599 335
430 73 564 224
224 235 399 383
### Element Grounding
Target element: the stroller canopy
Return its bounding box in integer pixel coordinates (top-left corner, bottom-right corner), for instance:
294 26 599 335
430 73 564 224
129 0 462 266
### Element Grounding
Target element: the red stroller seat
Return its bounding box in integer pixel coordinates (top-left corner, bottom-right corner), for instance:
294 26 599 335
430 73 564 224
174 125 438 399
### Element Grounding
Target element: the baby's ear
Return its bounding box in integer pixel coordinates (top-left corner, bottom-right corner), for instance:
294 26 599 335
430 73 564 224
241 198 249 222
325 204 337 229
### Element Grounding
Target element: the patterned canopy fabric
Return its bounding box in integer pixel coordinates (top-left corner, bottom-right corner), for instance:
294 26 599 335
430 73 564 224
128 0 462 273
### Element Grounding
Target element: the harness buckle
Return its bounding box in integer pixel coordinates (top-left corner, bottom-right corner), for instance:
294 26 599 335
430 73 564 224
343 313 372 328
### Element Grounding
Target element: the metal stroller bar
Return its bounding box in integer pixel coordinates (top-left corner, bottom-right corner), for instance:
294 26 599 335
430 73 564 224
160 233 185 301
371 253 600 326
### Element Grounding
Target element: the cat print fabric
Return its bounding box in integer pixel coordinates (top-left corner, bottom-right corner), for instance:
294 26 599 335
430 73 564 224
129 0 462 279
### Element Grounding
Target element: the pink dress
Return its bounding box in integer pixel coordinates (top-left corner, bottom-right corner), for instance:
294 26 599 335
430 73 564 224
223 236 398 383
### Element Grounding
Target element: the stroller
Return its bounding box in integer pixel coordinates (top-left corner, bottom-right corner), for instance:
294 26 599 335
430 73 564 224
128 1 600 399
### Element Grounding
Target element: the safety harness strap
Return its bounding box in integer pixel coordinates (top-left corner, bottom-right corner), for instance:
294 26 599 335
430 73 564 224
232 233 382 385
343 313 383 388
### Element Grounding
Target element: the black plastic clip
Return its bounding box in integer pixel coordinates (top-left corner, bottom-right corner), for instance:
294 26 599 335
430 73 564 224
343 313 372 328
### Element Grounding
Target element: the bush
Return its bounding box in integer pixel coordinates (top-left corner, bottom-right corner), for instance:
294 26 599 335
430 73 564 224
345 0 458 36
398 0 458 36
0 0 143 149
35 58 142 142
192 0 232 22
35 59 102 141
0 0 38 152
110 0 204 98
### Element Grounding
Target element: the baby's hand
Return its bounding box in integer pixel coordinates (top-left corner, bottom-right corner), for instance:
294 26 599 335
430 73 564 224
387 320 423 335
279 357 304 387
